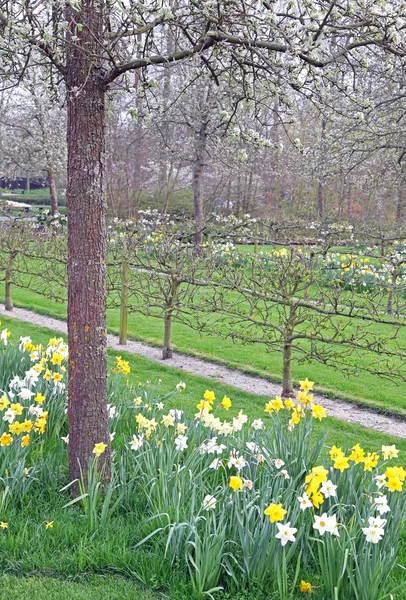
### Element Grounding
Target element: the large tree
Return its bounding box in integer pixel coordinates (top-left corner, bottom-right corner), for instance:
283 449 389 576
1 0 405 483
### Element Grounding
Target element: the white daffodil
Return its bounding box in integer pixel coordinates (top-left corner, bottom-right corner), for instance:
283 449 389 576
130 434 144 451
320 480 337 498
275 522 297 546
374 495 391 515
174 435 188 451
202 495 217 510
297 493 313 511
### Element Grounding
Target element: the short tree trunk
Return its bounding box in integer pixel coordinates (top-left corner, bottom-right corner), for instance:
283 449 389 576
4 270 12 311
386 267 398 315
163 312 173 359
66 0 111 488
281 340 295 398
4 250 15 311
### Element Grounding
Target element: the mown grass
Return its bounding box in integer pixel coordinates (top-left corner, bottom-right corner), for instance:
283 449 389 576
6 277 406 418
1 313 405 453
0 315 405 599
0 575 159 600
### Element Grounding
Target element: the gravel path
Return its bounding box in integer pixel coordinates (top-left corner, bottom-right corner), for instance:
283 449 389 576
1 304 406 439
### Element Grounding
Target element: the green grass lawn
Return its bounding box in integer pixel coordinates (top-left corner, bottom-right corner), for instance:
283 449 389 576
6 279 406 418
1 313 405 459
0 575 158 600
0 315 405 599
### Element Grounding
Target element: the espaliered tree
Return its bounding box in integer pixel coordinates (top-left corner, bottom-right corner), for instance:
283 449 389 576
2 1 406 483
0 221 68 309
205 242 406 397
111 229 214 359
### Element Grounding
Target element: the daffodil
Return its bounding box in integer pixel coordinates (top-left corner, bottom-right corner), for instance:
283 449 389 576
229 476 243 492
93 442 107 456
34 392 46 405
221 395 232 410
349 443 365 463
333 456 350 472
275 521 297 546
311 404 326 421
299 378 314 393
381 445 399 460
0 433 12 446
203 390 215 403
264 502 287 523
299 580 312 594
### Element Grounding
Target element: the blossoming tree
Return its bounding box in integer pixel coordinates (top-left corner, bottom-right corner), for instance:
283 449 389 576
1 0 405 483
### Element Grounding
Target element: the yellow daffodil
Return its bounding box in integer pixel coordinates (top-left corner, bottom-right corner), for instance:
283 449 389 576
229 476 243 492
311 491 324 509
299 378 314 393
0 522 8 529
299 580 312 594
9 422 23 435
311 404 326 421
0 395 9 411
203 390 215 403
298 391 313 406
264 502 287 523
363 452 379 472
21 435 30 448
196 399 213 412
34 418 47 434
386 477 402 492
34 392 46 405
333 456 350 472
10 403 23 416
0 433 12 446
349 443 365 464
50 353 63 365
22 420 33 433
221 395 232 410
93 442 107 456
45 521 54 529
329 445 344 461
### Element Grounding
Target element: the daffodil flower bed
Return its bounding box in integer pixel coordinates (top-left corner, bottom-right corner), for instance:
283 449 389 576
0 327 405 599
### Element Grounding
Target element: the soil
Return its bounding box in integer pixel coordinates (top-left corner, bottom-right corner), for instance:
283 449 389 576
1 304 406 439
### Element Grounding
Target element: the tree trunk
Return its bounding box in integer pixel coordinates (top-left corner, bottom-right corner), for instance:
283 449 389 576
192 121 207 247
163 312 173 359
119 258 129 345
4 251 15 311
48 169 58 216
386 266 398 315
66 0 111 487
281 339 295 398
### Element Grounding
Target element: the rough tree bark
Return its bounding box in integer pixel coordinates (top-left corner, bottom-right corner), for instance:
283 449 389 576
66 0 111 486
